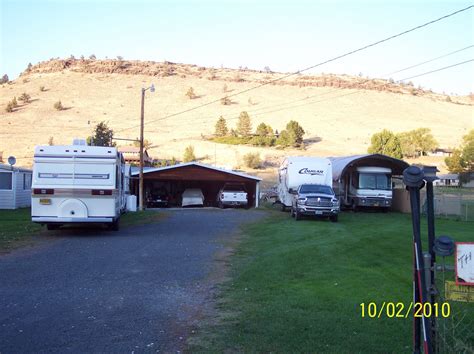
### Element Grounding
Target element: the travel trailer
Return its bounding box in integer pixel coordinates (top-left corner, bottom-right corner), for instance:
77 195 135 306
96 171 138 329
277 157 333 210
31 140 130 230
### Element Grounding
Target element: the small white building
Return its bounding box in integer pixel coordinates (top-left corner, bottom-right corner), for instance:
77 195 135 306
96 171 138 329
0 164 33 209
433 174 460 187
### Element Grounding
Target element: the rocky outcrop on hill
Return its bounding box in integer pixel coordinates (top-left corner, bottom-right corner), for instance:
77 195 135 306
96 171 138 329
20 58 470 104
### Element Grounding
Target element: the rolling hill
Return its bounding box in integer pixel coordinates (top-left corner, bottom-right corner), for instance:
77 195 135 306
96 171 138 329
1 59 472 175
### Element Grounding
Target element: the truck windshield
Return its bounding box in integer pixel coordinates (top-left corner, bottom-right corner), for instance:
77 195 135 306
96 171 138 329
299 185 333 195
359 173 391 190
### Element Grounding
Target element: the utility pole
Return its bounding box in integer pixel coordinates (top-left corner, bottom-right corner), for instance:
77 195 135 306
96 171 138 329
139 84 155 211
139 88 145 211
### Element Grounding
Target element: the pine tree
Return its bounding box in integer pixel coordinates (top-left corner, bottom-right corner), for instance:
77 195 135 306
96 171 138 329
214 116 228 137
87 121 115 147
285 120 305 146
183 145 196 162
236 111 252 137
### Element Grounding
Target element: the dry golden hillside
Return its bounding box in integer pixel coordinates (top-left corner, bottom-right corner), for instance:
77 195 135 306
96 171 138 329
1 59 472 174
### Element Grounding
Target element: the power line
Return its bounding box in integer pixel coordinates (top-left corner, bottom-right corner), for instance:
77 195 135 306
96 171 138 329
116 4 473 133
385 44 473 76
151 57 473 130
397 58 474 81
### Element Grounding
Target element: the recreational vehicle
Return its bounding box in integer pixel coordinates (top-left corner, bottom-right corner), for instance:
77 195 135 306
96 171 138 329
330 154 409 211
31 140 130 230
277 157 333 209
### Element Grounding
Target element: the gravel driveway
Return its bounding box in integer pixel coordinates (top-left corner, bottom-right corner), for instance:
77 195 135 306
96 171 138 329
0 209 266 353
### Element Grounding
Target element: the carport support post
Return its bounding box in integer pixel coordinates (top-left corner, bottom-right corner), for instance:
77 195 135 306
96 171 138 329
139 88 145 211
255 181 260 208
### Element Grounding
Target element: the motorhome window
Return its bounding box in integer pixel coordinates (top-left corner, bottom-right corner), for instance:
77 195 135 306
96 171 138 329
0 172 13 190
299 185 333 195
359 173 391 190
23 173 32 190
38 173 109 179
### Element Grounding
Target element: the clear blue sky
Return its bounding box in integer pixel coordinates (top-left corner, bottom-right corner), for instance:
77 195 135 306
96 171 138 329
1 0 473 94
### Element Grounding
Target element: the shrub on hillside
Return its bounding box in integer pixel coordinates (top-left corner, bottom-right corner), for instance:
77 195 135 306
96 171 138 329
54 100 64 111
5 101 14 113
39 86 46 92
220 96 231 105
243 153 262 169
186 87 196 99
19 92 31 103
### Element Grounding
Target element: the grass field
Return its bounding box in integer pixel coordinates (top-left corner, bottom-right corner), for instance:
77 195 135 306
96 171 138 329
189 211 474 352
0 208 163 252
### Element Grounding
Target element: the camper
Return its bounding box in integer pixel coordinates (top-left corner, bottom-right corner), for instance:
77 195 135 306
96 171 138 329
31 140 130 230
277 157 333 210
330 154 409 211
335 166 393 210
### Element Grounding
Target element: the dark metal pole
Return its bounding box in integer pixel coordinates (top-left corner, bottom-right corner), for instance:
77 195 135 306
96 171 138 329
139 88 145 211
422 166 438 352
404 166 432 354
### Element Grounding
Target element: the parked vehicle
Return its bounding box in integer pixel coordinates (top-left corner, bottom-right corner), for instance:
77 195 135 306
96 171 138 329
334 166 393 211
290 184 340 222
182 188 204 207
217 183 248 208
31 140 129 231
278 157 333 211
146 189 169 208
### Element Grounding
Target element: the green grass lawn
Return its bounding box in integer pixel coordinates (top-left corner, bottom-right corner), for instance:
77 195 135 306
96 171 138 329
190 211 474 352
0 208 163 252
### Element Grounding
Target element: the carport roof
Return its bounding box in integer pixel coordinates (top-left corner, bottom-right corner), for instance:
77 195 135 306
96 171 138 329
329 154 409 181
130 162 262 181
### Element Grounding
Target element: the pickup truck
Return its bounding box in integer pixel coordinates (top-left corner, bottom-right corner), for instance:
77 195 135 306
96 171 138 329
217 183 248 208
290 184 340 222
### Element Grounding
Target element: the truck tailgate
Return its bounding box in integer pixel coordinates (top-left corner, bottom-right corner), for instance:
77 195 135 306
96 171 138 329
222 192 247 202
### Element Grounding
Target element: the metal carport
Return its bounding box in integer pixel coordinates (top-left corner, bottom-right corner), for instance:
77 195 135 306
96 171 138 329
130 162 262 208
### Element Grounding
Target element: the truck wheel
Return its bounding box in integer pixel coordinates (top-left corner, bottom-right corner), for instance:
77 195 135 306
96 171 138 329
351 200 357 212
47 224 59 231
109 219 120 231
330 215 338 223
294 209 301 221
280 203 287 212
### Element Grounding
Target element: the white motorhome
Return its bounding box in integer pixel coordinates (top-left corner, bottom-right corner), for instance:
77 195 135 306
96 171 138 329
31 140 130 230
341 166 392 210
277 157 333 209
330 154 409 211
